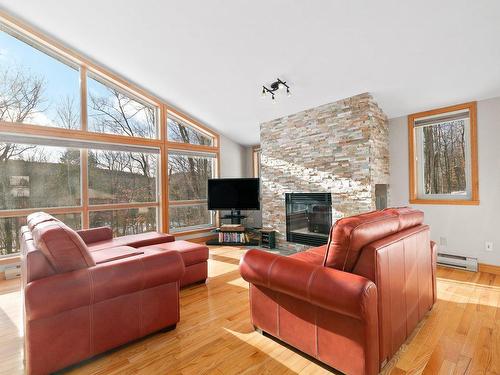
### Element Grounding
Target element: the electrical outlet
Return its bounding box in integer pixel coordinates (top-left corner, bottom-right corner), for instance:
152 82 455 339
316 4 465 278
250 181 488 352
485 241 493 252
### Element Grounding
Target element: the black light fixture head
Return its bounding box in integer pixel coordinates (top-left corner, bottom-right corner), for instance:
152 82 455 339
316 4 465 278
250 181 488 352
261 78 291 101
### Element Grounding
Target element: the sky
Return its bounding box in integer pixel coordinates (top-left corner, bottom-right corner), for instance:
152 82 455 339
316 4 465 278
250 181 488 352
0 27 81 126
0 27 145 131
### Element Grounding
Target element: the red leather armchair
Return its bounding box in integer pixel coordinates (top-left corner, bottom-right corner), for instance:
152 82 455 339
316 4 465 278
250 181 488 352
240 207 437 375
21 212 185 375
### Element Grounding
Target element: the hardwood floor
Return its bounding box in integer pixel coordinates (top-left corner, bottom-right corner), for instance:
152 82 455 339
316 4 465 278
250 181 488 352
0 246 499 374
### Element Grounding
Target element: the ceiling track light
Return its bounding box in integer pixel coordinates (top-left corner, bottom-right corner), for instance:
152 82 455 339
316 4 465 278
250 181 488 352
261 78 291 101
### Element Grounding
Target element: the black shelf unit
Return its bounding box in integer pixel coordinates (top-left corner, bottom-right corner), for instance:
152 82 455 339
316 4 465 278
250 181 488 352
206 228 259 246
259 229 276 249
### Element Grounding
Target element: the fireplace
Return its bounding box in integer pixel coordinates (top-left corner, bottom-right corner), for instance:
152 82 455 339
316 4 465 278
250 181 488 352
285 193 332 246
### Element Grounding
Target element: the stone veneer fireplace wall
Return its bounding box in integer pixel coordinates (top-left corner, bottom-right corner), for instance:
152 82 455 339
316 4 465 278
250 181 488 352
260 93 390 251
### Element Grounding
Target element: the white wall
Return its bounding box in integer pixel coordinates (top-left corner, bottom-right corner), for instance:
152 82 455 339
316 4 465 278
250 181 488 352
389 96 500 266
219 135 246 178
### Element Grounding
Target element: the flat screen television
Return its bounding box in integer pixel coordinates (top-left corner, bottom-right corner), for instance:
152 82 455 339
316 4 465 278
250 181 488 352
207 178 260 210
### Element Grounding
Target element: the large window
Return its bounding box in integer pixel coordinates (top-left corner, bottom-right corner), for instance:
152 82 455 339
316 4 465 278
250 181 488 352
0 15 219 257
87 74 158 138
408 102 478 204
0 24 81 129
168 151 215 231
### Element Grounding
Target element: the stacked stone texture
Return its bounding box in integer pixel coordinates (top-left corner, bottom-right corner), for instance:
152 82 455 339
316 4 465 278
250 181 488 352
260 93 390 252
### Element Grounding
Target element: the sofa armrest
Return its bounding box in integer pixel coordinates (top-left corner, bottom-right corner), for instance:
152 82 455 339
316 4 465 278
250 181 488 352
240 249 377 320
76 226 113 244
25 250 185 321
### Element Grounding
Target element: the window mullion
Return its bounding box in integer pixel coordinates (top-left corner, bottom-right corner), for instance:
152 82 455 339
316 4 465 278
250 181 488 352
81 149 89 229
80 66 88 132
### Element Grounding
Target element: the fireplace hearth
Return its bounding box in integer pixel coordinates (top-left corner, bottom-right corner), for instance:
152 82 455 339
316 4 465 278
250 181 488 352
285 193 332 246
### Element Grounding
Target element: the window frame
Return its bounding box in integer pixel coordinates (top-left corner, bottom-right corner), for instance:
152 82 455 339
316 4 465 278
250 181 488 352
408 101 479 205
0 11 220 257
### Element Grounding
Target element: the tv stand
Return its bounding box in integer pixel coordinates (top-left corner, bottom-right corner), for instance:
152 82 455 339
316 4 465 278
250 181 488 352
222 209 247 224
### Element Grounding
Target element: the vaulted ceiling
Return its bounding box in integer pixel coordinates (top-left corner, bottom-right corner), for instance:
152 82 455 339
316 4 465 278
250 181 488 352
1 0 500 145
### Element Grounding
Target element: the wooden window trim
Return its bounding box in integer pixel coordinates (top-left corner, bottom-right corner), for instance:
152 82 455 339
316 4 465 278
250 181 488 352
0 11 221 243
408 101 479 205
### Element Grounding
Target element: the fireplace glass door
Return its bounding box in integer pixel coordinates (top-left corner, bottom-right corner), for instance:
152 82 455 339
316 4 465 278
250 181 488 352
285 193 332 246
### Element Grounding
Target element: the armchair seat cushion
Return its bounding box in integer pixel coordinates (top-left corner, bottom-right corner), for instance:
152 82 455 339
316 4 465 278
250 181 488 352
289 245 327 265
91 246 144 264
87 232 174 252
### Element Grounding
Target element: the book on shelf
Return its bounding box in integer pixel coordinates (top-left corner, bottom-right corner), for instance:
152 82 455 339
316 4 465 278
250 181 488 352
218 232 249 243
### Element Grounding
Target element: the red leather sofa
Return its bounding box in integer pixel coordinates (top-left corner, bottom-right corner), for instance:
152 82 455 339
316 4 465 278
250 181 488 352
240 207 437 375
20 212 185 375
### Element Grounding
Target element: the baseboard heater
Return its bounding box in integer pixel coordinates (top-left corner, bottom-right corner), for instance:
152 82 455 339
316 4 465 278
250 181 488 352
4 265 21 280
437 252 478 272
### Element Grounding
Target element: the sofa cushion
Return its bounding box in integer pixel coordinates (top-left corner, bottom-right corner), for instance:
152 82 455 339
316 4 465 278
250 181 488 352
140 240 209 266
323 210 400 271
27 212 60 231
32 220 95 273
77 227 113 245
91 246 144 264
87 232 175 252
21 226 56 283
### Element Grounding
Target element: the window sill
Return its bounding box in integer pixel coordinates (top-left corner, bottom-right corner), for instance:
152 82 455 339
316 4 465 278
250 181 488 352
409 199 480 206
0 255 21 266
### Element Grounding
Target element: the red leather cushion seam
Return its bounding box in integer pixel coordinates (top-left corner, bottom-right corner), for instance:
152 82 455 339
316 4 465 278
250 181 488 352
61 226 93 267
402 240 408 339
306 267 320 303
139 257 145 336
276 290 280 337
87 268 94 355
314 307 319 359
360 283 375 319
266 257 280 289
342 215 398 271
322 223 336 267
36 234 58 271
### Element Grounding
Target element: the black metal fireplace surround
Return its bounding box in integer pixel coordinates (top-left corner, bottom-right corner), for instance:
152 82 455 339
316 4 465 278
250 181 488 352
285 193 332 246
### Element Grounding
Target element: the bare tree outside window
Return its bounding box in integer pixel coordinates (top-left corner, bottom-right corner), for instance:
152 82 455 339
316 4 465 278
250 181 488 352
168 152 214 230
421 120 467 195
167 116 213 146
87 75 156 139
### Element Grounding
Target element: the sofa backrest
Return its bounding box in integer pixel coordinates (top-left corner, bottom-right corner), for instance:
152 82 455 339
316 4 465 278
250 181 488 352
20 226 56 283
323 207 424 272
27 212 95 274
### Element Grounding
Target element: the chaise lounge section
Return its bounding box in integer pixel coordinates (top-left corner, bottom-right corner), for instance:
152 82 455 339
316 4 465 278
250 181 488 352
240 207 437 375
